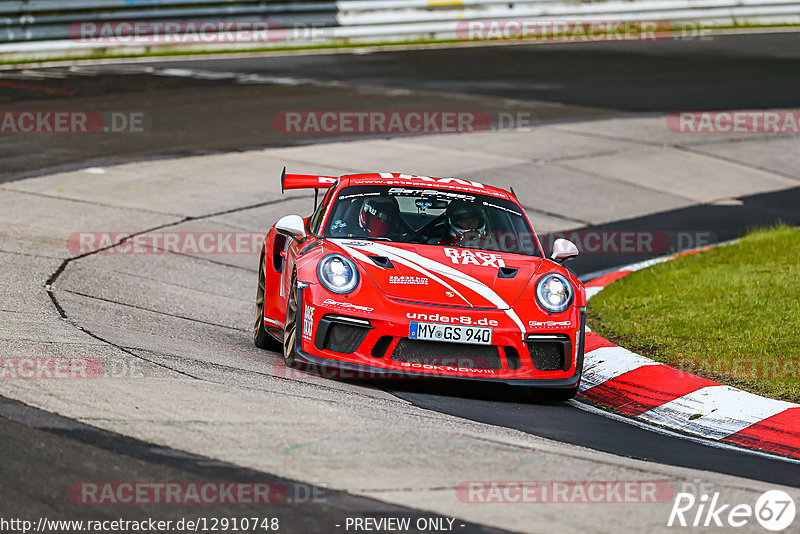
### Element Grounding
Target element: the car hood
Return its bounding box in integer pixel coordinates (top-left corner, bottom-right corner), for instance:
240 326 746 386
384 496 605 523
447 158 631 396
328 239 543 309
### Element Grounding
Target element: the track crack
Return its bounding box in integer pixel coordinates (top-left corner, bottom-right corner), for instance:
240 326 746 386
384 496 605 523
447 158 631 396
61 289 246 333
44 193 313 383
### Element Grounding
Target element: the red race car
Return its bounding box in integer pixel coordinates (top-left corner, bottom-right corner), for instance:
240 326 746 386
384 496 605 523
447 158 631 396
254 171 586 400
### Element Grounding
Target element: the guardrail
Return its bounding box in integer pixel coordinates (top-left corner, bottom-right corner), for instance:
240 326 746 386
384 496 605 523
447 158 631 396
334 0 800 39
0 1 338 42
0 0 798 58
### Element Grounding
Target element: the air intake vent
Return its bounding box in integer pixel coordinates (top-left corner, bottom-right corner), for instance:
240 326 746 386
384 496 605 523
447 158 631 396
525 335 571 371
314 315 371 354
371 336 393 359
369 255 394 268
504 346 522 370
498 267 518 278
391 339 502 370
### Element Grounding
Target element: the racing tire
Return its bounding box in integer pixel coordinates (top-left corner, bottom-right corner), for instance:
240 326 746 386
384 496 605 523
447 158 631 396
283 272 300 368
254 248 282 351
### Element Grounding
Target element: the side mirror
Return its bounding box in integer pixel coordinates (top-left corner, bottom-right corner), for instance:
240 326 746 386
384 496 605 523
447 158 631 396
551 238 579 263
276 215 306 241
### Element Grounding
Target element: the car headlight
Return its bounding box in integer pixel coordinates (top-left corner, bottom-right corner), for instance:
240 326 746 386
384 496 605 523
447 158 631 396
535 273 573 313
317 254 359 294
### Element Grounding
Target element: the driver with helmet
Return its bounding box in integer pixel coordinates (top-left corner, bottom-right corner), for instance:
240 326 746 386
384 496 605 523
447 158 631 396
358 196 400 238
441 200 487 245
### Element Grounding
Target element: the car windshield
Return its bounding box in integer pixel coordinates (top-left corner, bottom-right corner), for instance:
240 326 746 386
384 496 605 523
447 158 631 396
322 185 541 257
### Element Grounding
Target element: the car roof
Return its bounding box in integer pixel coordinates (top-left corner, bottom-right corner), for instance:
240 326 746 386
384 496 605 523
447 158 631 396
342 173 512 200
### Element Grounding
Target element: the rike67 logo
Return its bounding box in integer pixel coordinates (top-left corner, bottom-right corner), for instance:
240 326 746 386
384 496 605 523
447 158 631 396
668 488 796 531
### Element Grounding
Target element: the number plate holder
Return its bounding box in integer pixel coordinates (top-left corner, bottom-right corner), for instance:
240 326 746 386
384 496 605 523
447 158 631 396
408 321 493 345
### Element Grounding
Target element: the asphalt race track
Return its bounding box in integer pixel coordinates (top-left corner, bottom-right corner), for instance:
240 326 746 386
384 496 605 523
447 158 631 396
2 31 800 532
3 31 800 180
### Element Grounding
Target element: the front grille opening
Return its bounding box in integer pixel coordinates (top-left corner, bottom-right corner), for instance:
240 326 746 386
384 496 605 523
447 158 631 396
391 339 502 370
371 336 393 359
525 336 570 371
317 322 369 354
504 346 522 370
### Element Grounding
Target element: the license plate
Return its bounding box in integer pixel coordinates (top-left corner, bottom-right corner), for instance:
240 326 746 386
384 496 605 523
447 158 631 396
409 322 493 345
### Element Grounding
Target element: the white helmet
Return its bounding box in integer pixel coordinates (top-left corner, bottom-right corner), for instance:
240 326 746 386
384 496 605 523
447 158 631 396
447 200 486 241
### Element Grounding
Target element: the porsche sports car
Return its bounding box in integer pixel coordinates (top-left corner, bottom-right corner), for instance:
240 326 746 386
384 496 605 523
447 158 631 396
254 170 586 399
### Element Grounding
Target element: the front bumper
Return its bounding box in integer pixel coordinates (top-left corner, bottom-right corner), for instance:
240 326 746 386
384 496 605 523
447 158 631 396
293 285 584 387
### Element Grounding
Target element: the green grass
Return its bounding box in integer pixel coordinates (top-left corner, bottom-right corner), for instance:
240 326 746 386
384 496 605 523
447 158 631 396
587 226 800 403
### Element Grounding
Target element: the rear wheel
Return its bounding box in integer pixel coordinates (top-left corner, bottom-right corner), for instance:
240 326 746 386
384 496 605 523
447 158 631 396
254 249 282 351
283 273 300 367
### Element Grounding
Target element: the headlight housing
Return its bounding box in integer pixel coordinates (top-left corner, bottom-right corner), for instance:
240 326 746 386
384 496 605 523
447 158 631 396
317 254 359 294
535 273 573 313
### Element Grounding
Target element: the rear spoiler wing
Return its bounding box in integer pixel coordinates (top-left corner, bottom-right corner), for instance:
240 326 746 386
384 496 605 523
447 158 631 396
280 167 339 210
280 167 338 192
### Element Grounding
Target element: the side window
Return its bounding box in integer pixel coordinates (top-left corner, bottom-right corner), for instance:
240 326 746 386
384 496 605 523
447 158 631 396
309 186 336 235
